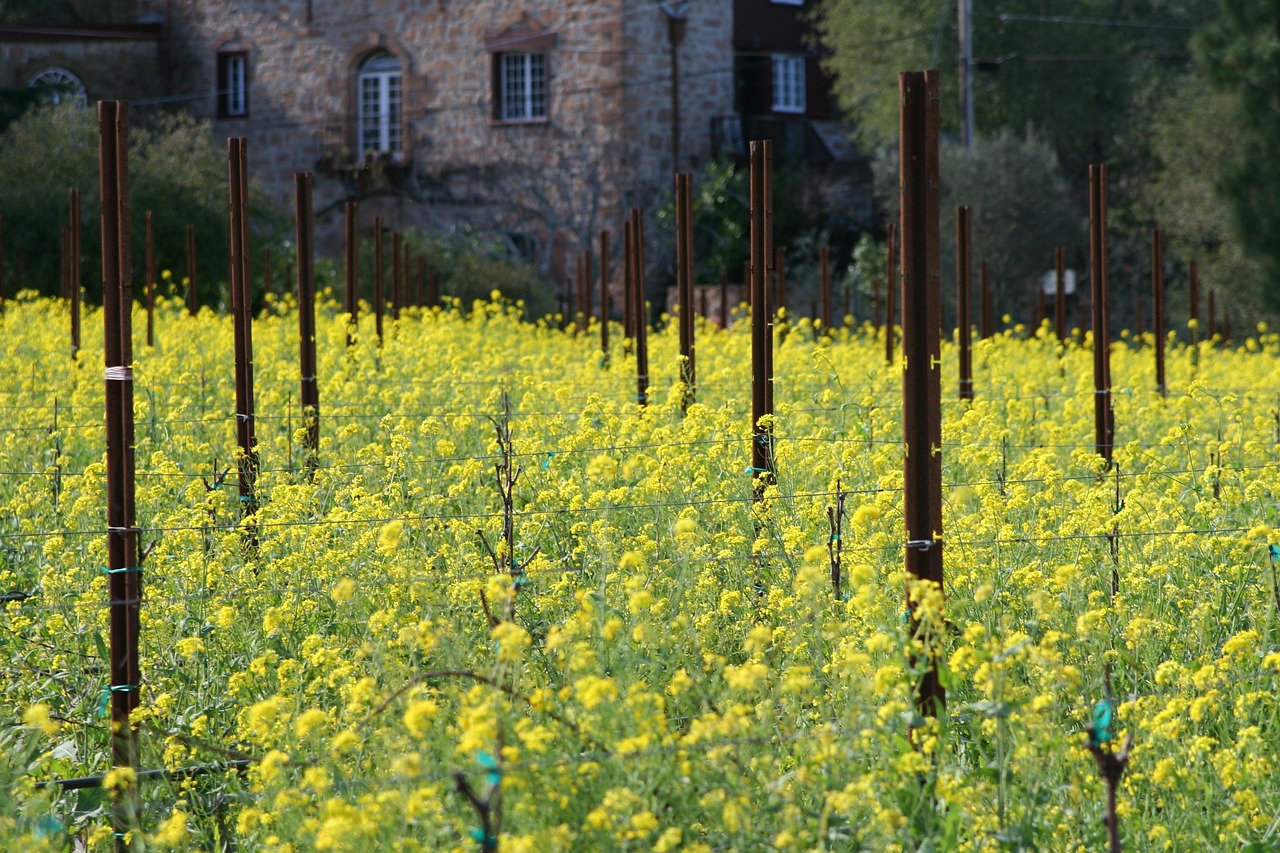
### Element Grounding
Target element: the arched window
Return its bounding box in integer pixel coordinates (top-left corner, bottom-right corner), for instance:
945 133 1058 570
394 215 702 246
29 67 87 107
357 51 402 156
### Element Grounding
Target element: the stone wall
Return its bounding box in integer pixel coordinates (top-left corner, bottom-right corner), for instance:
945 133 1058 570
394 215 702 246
0 27 165 108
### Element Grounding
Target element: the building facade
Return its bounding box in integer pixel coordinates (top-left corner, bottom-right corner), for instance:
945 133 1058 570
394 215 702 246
158 0 734 268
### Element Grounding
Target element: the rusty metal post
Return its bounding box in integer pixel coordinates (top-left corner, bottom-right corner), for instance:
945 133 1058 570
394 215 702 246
344 201 358 346
1055 246 1066 342
416 254 424 308
391 230 401 321
185 224 196 316
622 220 635 343
599 229 611 359
295 173 320 477
631 208 649 406
750 140 774 493
99 100 141 853
144 210 154 348
719 269 728 329
1152 228 1166 396
61 227 68 302
885 223 897 365
899 70 945 717
763 152 775 419
956 205 973 400
373 217 384 344
229 138 258 538
675 173 694 407
775 247 787 319
980 259 993 339
1089 164 1113 465
402 241 410 315
262 247 272 302
70 188 82 354
820 245 831 334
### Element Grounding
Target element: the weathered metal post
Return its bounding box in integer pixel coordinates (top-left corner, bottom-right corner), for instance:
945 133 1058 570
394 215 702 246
344 201 358 346
296 173 320 477
144 210 154 348
750 140 774 493
229 138 258 540
599 229 610 359
185 224 196 316
980 259 993 339
899 70 945 717
1055 246 1066 342
99 99 141 853
820 245 831 334
70 188 81 355
1089 164 1114 466
885 223 897 365
391 230 401 321
956 205 972 400
622 220 635 345
1152 227 1166 397
675 172 695 408
631 208 649 406
373 216 384 344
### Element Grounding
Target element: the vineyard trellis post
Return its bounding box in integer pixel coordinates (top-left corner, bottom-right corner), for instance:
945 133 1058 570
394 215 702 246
900 69 945 718
229 138 259 544
1089 164 1114 466
599 229 610 361
145 210 154 348
296 172 320 478
718 269 729 329
956 204 973 401
374 216 384 345
622 219 635 345
70 187 81 356
820 245 831 335
749 139 774 496
885 222 897 365
185 224 196 316
392 230 402 321
1152 227 1166 397
344 201 358 346
1055 246 1066 342
980 259 993 339
676 172 695 409
630 207 649 406
99 99 142 852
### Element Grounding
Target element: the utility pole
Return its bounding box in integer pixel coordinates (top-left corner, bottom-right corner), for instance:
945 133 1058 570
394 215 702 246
959 0 975 152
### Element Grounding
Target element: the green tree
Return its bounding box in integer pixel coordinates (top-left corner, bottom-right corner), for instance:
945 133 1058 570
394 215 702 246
873 129 1081 325
0 103 286 307
814 0 1214 180
1192 0 1280 310
1141 72 1265 321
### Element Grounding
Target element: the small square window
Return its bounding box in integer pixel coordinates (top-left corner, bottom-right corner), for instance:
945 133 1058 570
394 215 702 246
771 55 805 114
218 52 249 118
496 52 548 122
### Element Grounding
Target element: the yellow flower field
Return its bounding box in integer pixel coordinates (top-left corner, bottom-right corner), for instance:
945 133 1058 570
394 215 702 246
2 290 1278 851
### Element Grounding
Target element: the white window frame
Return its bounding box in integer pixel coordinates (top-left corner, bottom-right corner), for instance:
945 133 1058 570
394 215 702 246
498 52 548 122
357 52 403 155
771 54 806 114
29 67 87 107
223 53 247 117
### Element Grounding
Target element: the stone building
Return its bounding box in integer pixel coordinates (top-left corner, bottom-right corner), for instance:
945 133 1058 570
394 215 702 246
0 18 165 117
157 0 735 271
